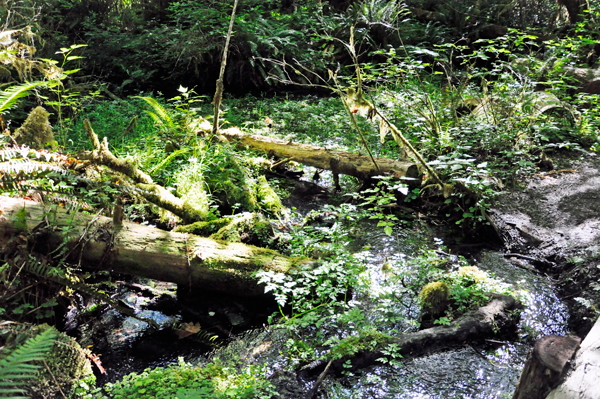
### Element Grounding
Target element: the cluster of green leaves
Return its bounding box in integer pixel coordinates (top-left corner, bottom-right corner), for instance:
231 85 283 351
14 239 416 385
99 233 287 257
256 204 521 365
41 0 358 92
0 326 58 397
256 204 370 364
79 358 276 399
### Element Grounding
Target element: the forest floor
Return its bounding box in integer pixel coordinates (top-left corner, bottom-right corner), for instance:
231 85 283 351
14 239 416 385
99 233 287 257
491 150 600 336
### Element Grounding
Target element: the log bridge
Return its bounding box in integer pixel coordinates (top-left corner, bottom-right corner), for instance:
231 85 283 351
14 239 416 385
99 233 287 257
0 196 310 297
218 127 422 187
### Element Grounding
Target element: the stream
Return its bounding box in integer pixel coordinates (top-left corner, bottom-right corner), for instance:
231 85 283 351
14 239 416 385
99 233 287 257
74 170 573 398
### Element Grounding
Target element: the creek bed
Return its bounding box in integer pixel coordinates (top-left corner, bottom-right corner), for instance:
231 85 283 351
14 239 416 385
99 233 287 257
75 182 571 398
316 247 569 398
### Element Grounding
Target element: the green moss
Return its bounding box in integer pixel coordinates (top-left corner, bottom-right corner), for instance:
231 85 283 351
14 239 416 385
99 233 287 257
456 266 489 283
257 175 283 213
13 106 56 150
209 213 274 246
418 281 450 317
174 218 232 235
206 155 257 213
27 326 95 398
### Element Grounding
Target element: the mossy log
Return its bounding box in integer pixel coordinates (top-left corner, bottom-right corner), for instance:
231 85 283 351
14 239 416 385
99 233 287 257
0 196 311 297
80 119 205 223
300 294 521 379
218 127 421 185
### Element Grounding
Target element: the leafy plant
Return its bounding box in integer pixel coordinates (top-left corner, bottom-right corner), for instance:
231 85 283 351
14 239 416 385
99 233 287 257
92 358 276 399
0 82 48 115
0 327 58 397
41 44 88 146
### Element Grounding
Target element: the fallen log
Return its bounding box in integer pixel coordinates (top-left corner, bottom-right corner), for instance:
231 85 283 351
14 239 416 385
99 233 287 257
0 196 311 297
545 318 600 399
80 119 206 223
511 335 581 399
217 127 422 186
300 294 521 379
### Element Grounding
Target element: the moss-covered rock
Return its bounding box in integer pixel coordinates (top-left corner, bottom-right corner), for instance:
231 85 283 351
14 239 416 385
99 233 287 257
418 281 450 318
27 326 95 398
13 106 56 150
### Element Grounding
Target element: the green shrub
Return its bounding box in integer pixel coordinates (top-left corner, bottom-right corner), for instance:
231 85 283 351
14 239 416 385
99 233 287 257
98 358 275 399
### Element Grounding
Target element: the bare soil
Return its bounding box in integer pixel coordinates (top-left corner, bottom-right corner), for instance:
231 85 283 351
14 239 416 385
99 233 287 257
490 152 600 336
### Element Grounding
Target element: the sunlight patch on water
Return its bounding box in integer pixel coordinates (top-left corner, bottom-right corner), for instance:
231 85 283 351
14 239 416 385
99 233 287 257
325 343 530 399
476 251 569 337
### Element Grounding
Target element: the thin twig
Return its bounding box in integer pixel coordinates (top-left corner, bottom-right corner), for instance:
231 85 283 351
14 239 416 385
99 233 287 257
212 0 239 135
307 358 334 399
42 359 68 399
271 157 293 168
374 108 443 185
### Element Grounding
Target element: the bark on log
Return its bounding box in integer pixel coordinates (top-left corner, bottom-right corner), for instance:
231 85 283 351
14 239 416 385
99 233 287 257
562 67 600 85
300 294 521 379
545 318 600 399
218 127 421 184
512 335 581 399
0 196 311 297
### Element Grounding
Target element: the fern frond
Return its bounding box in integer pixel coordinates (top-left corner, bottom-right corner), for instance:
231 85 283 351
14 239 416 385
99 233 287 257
143 109 167 130
136 96 175 131
148 147 189 174
0 327 57 394
21 256 160 329
0 81 47 114
0 159 66 175
0 147 19 161
41 193 89 212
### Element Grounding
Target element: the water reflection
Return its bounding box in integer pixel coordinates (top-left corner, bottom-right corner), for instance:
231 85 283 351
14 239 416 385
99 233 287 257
321 230 569 399
325 343 530 399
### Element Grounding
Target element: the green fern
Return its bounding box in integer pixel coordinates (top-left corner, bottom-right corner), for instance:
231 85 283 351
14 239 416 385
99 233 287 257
0 327 58 397
0 81 47 114
135 96 176 132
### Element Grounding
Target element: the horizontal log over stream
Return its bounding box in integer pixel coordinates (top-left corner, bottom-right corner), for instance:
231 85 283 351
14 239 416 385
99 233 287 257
0 196 311 297
300 294 521 379
218 127 422 184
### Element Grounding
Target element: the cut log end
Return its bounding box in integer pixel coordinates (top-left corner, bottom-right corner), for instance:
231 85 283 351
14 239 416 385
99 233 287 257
512 335 581 399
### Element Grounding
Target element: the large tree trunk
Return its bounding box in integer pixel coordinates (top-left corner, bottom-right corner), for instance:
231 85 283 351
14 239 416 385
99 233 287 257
0 196 311 297
545 318 600 399
218 127 421 184
512 335 581 399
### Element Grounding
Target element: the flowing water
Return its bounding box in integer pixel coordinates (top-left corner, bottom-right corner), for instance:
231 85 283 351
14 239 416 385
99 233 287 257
318 246 569 399
202 218 570 398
